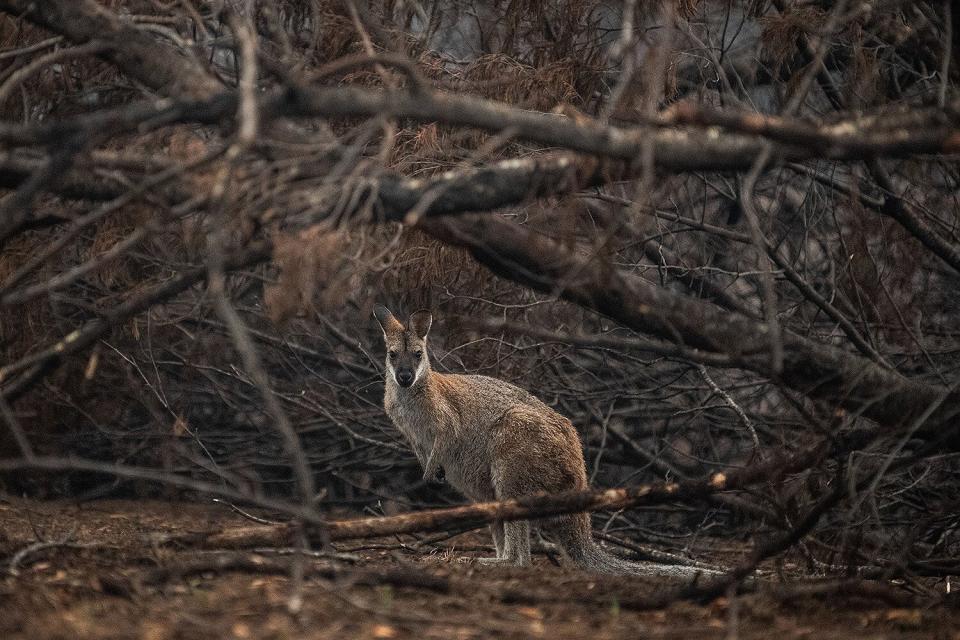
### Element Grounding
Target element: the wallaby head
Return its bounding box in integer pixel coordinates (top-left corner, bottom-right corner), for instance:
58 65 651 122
373 304 433 388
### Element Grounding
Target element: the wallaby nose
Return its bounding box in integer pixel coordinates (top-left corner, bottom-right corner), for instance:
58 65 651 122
396 369 414 387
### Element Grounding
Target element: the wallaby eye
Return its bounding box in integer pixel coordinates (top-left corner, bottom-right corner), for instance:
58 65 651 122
388 351 398 359
414 350 423 359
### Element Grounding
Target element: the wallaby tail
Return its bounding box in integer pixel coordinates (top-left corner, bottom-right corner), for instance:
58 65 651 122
550 513 722 578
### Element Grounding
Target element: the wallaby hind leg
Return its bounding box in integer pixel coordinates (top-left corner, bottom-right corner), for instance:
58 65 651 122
477 520 530 566
503 520 531 566
490 519 505 558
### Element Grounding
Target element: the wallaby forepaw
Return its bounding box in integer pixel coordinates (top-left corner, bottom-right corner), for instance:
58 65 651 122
422 466 445 484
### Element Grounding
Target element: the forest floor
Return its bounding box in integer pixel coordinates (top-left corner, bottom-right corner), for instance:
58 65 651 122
0 498 957 639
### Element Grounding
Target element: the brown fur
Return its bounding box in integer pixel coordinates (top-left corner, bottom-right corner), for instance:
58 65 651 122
373 305 710 576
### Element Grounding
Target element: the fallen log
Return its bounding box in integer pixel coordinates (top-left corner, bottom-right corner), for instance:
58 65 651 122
166 441 825 550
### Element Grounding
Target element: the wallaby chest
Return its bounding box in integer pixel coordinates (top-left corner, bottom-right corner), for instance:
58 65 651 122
388 382 502 500
384 386 447 459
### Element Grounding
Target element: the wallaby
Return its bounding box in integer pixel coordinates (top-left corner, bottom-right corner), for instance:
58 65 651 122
373 304 706 575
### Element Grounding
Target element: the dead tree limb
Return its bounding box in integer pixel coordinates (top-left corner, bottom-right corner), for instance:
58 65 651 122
0 242 271 401
0 0 221 99
1 82 956 161
420 215 960 442
167 441 826 549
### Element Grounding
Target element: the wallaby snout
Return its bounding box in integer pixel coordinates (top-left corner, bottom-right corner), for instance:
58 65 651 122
395 367 415 387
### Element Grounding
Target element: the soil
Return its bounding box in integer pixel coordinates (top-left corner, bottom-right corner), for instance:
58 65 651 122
0 498 957 639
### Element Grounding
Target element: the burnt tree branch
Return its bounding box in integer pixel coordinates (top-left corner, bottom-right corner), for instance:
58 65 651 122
420 215 960 442
0 0 221 99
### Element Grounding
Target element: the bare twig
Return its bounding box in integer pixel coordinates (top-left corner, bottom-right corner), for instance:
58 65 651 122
697 365 762 458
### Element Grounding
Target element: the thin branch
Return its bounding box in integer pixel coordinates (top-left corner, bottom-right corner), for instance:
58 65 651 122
697 364 762 458
0 41 110 107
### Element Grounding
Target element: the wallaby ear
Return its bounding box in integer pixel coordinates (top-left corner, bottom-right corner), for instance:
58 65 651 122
373 304 403 337
408 309 433 339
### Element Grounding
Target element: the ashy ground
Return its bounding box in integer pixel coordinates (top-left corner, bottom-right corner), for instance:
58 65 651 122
0 498 956 639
